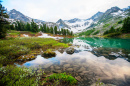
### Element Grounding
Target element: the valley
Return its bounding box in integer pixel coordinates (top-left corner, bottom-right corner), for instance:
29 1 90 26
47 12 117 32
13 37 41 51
0 0 130 86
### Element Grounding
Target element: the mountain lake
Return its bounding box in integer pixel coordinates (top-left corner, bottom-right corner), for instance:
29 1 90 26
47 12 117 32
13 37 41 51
15 37 130 86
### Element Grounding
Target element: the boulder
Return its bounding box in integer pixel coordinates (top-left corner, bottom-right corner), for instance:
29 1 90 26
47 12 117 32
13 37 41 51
41 49 56 57
66 47 75 54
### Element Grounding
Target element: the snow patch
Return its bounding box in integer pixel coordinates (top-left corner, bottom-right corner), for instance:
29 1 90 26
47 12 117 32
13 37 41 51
38 33 63 40
12 13 16 14
65 19 93 33
23 34 29 37
112 10 123 16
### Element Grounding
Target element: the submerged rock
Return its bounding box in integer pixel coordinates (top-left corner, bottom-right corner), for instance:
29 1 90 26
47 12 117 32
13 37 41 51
58 48 65 54
66 47 75 54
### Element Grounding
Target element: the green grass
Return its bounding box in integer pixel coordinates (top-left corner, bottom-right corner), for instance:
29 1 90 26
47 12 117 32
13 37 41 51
0 65 43 86
92 30 100 35
104 32 121 37
78 29 95 36
44 72 77 85
0 37 68 65
103 23 110 28
52 43 69 48
7 30 20 36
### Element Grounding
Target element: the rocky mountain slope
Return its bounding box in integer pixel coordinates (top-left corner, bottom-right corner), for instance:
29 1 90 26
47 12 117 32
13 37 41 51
8 9 44 23
7 6 130 33
77 6 130 36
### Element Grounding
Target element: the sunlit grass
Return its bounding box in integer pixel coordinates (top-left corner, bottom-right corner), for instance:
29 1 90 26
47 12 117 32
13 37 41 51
0 65 43 86
0 37 68 65
44 72 77 85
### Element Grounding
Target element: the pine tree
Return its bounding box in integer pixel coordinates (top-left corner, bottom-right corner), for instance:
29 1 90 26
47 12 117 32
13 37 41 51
31 19 38 32
46 26 49 33
61 28 63 35
63 29 66 35
58 29 61 35
122 17 130 33
50 27 53 34
0 0 9 38
43 24 47 33
26 22 31 31
71 31 73 36
109 26 115 33
54 26 57 34
67 29 70 35
10 24 15 30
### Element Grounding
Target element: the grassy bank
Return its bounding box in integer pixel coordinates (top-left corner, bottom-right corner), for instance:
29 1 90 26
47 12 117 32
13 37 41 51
0 37 79 86
0 37 68 65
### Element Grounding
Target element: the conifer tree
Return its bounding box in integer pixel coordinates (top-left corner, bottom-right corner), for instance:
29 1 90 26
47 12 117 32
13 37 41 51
50 27 53 34
0 0 9 38
26 22 31 31
31 19 38 32
71 31 73 36
43 24 47 33
109 26 115 33
61 28 63 35
46 26 49 33
122 17 130 33
10 24 15 30
54 26 57 34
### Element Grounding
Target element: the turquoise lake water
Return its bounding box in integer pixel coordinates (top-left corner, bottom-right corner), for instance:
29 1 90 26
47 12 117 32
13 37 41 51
18 37 130 86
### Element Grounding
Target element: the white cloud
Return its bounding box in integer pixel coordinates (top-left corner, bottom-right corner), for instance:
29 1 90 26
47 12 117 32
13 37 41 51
2 0 130 22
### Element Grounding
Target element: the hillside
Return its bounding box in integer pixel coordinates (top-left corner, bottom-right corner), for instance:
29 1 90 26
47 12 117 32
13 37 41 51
77 6 130 37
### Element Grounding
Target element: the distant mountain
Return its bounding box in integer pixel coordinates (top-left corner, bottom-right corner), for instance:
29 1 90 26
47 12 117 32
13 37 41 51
122 6 130 11
8 9 44 23
56 19 71 29
63 12 104 33
98 6 121 23
66 18 81 23
88 11 103 21
7 6 130 33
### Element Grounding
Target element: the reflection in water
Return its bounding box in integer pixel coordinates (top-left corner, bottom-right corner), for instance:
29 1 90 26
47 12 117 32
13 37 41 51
61 37 130 50
61 37 130 61
17 37 130 86
23 55 60 67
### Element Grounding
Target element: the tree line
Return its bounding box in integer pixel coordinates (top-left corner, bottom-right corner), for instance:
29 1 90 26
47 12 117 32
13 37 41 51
9 20 73 36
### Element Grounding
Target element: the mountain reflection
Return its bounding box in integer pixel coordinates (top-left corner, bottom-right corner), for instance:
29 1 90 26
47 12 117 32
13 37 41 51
60 37 130 61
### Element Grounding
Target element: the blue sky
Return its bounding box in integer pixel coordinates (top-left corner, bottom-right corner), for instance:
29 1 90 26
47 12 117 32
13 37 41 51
2 0 130 22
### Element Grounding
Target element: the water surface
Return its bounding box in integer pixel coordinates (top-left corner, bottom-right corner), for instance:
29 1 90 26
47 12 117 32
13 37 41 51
16 37 130 86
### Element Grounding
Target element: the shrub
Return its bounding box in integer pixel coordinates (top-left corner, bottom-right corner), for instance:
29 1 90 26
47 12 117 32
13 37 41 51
105 32 121 37
44 73 77 85
92 30 100 35
0 65 43 86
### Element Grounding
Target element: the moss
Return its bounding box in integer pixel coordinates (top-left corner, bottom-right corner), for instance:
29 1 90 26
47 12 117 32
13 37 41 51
42 49 56 57
52 43 69 48
43 73 77 85
17 55 36 61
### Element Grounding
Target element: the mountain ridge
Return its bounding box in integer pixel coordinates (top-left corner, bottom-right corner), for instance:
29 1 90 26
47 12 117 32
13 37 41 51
7 6 130 33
